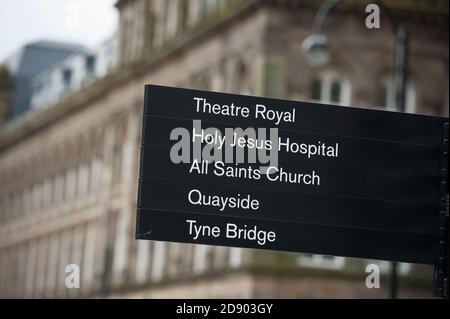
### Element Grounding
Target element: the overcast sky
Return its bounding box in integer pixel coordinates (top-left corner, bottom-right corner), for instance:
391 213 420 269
0 0 118 62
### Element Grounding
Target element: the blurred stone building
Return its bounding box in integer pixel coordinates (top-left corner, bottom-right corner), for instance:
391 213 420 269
0 0 448 298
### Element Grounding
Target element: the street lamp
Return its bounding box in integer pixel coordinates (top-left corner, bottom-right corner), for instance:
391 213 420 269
301 0 338 67
302 0 409 298
301 34 330 67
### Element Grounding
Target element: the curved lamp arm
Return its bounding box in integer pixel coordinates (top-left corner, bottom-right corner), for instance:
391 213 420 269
311 0 341 34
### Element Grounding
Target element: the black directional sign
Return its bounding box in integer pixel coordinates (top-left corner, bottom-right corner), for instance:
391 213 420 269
136 84 449 297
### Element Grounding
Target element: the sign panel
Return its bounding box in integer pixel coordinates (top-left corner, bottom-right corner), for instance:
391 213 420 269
136 85 448 296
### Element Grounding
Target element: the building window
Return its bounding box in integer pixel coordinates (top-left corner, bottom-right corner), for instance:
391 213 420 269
82 222 97 290
193 244 207 274
112 211 129 279
167 243 182 277
145 8 156 48
32 183 43 214
135 240 151 283
23 188 32 216
206 0 219 14
46 233 59 296
330 80 342 103
85 55 96 76
365 260 412 276
57 230 71 295
65 169 77 202
151 241 166 282
377 77 416 113
297 254 346 270
178 0 189 32
52 174 64 206
200 0 208 18
310 79 322 101
90 158 102 193
77 164 89 197
310 72 351 106
0 198 3 223
25 241 37 296
232 61 251 95
42 180 52 210
229 247 242 269
0 197 6 223
165 0 178 38
62 69 72 89
35 237 48 295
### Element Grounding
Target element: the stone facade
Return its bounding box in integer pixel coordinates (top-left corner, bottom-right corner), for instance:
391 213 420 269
0 0 448 298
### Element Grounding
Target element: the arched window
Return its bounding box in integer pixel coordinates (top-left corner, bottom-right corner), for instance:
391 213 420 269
377 77 416 113
206 0 219 13
330 80 342 103
199 0 219 19
309 72 351 106
164 0 178 39
178 0 189 32
146 10 156 48
200 0 208 19
232 61 251 95
310 79 322 101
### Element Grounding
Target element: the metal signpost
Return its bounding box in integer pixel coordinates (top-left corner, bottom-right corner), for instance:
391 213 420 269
136 85 448 298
